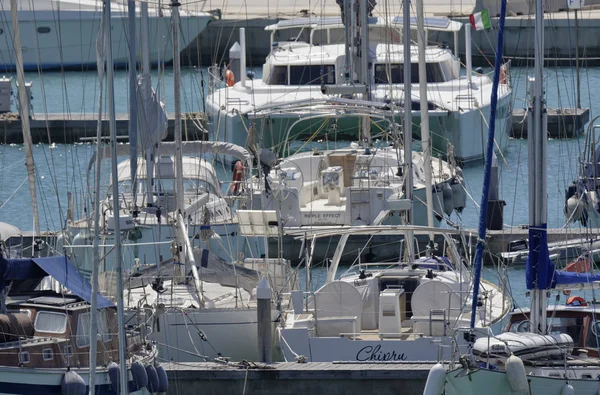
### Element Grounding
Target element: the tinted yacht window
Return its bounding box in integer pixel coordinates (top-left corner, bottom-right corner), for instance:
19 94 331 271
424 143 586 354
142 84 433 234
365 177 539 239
374 63 446 84
289 65 336 85
268 66 288 85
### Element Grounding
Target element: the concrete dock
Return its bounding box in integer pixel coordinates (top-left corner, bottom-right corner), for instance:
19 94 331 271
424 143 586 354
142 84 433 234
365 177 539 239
0 112 207 144
163 361 439 395
510 107 590 138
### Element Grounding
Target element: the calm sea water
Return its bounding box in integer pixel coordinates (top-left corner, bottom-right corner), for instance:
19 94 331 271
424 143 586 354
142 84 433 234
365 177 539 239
0 65 599 309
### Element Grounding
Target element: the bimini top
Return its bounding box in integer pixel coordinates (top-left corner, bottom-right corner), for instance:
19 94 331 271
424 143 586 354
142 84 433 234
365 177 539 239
0 255 114 309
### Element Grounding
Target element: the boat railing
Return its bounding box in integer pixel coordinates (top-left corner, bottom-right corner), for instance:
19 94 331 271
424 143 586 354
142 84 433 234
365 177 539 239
454 94 478 106
208 64 227 94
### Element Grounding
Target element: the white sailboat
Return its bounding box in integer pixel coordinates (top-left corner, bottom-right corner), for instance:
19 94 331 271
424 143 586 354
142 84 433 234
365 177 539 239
0 0 214 71
206 15 512 163
276 0 509 363
425 0 600 393
62 0 297 363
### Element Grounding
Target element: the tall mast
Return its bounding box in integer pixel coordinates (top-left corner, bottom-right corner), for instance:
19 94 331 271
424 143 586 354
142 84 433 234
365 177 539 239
469 0 508 328
89 4 107 391
415 0 434 236
528 0 549 335
172 0 184 214
10 0 40 241
141 0 155 209
128 0 138 203
105 0 129 391
402 0 414 259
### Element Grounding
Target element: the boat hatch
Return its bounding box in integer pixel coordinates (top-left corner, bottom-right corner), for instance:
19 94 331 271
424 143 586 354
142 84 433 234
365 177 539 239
27 296 79 306
379 276 420 317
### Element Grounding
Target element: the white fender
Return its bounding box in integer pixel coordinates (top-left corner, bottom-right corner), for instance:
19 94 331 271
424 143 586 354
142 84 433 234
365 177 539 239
565 196 583 222
505 354 529 394
561 383 574 395
423 363 446 395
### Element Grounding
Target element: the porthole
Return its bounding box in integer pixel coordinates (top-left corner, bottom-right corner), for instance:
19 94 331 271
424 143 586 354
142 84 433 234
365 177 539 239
37 27 51 34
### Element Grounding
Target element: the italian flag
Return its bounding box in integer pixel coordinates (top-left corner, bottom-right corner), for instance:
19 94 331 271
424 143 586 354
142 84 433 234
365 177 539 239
469 9 492 30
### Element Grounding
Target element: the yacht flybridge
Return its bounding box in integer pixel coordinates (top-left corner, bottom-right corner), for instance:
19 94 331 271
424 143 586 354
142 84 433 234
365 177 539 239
207 16 512 163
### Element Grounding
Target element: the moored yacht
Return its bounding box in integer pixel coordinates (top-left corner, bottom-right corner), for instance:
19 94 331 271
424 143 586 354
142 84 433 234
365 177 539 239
277 226 510 362
206 16 512 163
0 0 214 70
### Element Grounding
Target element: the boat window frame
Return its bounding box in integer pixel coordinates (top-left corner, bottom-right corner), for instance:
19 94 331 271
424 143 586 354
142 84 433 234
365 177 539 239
373 62 447 84
18 351 30 364
76 311 111 348
37 27 51 34
34 311 68 334
42 348 54 361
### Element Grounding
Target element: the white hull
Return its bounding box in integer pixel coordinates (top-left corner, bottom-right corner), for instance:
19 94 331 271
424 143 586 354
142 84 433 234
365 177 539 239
138 307 282 362
0 7 212 70
207 92 512 164
279 328 467 362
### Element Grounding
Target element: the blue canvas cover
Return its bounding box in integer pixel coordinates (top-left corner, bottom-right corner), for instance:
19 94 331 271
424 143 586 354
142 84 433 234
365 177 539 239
0 256 113 309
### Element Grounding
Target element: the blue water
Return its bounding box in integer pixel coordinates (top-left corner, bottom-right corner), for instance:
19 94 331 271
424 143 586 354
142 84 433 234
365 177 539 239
1 65 599 309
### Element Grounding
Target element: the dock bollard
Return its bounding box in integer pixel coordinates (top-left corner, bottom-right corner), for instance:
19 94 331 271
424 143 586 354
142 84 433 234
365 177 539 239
257 277 272 363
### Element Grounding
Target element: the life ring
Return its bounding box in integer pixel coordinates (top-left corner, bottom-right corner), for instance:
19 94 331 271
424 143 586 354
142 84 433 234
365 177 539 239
500 65 508 85
232 160 244 195
225 69 235 87
564 255 591 273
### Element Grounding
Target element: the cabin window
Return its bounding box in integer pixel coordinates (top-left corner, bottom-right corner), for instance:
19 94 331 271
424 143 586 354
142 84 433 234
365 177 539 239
267 66 288 85
37 27 51 34
439 61 457 80
586 321 600 349
373 63 446 84
34 311 67 334
76 311 111 348
289 65 336 85
42 348 54 361
18 351 30 364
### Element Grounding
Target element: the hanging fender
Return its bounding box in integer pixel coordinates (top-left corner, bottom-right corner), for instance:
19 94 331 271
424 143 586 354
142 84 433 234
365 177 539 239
225 69 235 87
232 160 244 195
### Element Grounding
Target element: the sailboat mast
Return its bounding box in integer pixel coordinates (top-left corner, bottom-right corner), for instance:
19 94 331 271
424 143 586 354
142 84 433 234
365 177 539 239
88 6 108 392
104 0 129 391
529 0 549 335
10 0 40 240
172 0 184 213
402 0 414 259
469 0 508 328
415 0 434 234
128 0 138 203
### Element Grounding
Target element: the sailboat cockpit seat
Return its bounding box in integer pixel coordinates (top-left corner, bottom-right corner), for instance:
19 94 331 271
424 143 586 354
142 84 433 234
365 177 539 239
313 281 363 337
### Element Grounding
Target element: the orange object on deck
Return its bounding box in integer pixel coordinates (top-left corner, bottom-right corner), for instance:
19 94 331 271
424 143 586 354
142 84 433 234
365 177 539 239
564 255 591 273
225 69 235 87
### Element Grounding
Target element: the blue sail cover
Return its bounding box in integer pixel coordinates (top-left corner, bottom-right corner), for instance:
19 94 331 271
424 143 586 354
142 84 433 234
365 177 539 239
0 256 114 309
526 224 555 290
525 224 600 288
